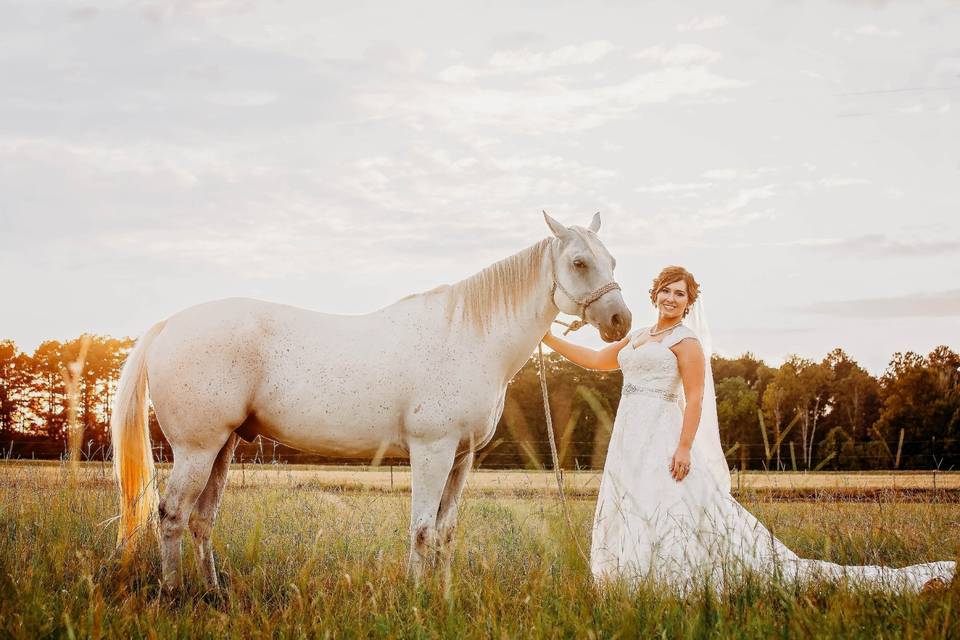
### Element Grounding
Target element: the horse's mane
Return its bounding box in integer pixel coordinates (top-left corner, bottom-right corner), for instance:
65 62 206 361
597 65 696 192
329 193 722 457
399 238 553 332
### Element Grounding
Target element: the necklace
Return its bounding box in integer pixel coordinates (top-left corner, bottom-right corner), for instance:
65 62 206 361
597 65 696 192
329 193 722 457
649 321 682 337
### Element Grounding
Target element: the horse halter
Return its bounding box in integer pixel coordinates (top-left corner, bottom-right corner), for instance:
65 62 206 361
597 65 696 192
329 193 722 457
551 269 621 334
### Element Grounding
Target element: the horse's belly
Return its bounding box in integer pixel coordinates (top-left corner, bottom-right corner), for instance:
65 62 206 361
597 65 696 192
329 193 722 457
248 401 408 458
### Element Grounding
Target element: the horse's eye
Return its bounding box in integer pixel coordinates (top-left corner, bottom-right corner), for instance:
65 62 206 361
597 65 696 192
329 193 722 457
573 259 587 269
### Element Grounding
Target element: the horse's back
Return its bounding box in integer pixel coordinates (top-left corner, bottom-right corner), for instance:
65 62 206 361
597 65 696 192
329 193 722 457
143 296 475 456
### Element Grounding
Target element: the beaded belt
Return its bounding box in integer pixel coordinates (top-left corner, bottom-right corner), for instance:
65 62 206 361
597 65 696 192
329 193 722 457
621 383 678 402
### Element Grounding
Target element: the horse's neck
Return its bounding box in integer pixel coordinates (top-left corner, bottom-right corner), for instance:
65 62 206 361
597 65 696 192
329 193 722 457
473 258 558 380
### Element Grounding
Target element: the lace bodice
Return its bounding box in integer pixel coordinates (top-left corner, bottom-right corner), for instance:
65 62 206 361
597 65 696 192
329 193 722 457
617 325 698 398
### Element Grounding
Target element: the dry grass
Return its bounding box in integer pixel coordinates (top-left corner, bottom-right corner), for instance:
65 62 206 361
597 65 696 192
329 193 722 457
1 461 958 638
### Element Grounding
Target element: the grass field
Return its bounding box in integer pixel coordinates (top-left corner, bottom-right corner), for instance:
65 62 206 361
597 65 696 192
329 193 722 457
1 462 959 638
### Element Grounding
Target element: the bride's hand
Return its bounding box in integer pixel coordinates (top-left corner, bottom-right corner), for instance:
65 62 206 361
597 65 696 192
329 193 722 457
670 445 691 482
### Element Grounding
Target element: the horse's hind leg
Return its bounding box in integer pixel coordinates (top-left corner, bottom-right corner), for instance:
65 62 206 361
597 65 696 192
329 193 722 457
407 436 458 581
159 442 225 594
189 433 238 591
436 449 474 581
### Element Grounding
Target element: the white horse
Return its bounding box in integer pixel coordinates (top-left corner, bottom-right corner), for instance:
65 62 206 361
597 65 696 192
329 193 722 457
110 212 632 592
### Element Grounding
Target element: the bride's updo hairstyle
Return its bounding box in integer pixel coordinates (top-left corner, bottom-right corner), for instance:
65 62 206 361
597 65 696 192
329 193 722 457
649 266 700 317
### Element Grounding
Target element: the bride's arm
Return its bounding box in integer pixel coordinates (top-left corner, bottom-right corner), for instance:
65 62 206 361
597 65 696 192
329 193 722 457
671 339 706 481
541 331 629 371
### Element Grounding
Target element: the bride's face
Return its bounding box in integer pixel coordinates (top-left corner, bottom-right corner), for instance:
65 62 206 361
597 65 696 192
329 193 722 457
655 279 689 320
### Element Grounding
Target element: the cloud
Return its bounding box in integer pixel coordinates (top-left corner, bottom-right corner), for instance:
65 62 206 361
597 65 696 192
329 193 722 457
635 182 714 194
799 289 960 318
95 226 326 279
342 145 620 219
932 56 960 83
795 176 871 191
785 234 960 258
635 184 778 232
834 24 902 41
141 0 260 23
634 43 722 66
0 7 359 140
818 177 871 187
0 134 477 277
898 103 924 114
0 130 624 281
628 180 782 231
698 184 778 218
438 40 615 83
421 39 743 134
835 0 897 8
676 16 729 33
701 167 776 181
488 40 616 73
852 24 901 37
488 30 551 50
68 6 100 22
366 66 747 135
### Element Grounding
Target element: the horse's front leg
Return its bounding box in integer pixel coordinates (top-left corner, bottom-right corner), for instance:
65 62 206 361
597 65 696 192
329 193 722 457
407 435 459 582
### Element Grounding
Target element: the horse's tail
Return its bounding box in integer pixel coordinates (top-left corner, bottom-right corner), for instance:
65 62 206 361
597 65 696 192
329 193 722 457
111 320 166 547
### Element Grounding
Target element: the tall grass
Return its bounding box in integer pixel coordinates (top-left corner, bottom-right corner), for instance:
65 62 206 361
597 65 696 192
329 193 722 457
0 463 958 638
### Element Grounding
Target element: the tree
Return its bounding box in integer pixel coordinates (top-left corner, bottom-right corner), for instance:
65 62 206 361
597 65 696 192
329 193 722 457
27 341 67 441
817 425 856 470
0 340 32 436
821 348 882 441
713 354 752 385
715 376 759 470
762 356 832 469
66 335 133 448
712 352 775 398
876 347 960 469
807 348 884 469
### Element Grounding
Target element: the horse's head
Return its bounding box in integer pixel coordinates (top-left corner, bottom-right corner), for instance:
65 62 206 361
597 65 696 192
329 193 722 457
544 212 632 342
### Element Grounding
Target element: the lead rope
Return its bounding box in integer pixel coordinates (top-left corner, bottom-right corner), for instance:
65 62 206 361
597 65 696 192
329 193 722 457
537 337 591 567
552 317 586 335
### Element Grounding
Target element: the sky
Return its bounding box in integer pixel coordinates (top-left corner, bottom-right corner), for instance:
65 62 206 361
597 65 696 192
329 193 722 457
1 0 958 374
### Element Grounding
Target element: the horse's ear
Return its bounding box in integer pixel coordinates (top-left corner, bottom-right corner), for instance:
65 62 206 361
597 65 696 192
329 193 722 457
543 210 572 242
588 212 601 233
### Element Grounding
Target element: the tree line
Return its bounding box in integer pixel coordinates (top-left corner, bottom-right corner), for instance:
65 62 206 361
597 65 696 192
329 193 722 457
0 336 957 470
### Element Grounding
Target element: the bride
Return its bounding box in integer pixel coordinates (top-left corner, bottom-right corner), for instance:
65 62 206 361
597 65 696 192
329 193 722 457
543 265 955 592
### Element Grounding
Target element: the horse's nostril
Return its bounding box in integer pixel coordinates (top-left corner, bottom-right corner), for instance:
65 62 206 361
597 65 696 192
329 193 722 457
612 313 622 328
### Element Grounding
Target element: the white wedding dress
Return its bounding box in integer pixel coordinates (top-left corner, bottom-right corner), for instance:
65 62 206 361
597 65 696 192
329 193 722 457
590 324 956 592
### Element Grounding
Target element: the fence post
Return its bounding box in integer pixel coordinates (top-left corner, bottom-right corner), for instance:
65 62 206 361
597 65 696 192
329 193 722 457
894 429 904 469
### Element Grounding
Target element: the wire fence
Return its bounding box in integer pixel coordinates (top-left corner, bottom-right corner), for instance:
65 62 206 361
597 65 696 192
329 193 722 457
1 436 955 473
